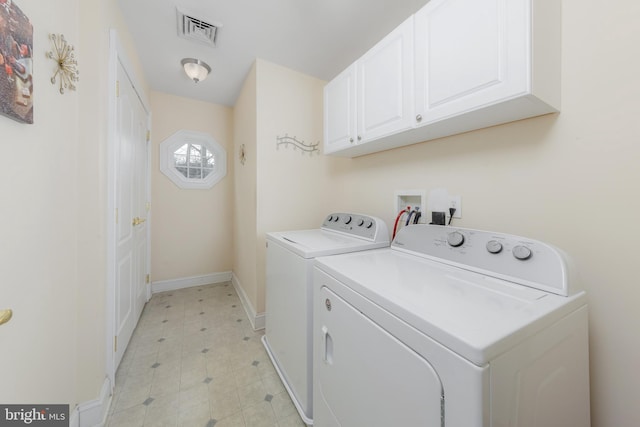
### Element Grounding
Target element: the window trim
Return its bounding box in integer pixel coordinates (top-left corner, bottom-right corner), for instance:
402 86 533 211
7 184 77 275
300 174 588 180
159 130 227 189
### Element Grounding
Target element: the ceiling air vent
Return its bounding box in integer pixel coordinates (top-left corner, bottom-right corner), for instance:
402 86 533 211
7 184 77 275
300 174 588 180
176 7 221 47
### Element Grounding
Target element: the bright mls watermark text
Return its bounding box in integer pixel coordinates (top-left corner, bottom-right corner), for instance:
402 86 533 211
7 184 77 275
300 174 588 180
0 405 68 426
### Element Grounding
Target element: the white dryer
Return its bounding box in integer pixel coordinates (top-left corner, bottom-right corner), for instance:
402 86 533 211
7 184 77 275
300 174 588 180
263 213 389 425
313 225 590 427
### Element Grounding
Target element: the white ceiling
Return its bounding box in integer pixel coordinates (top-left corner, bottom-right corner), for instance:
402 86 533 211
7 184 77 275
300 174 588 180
117 0 428 106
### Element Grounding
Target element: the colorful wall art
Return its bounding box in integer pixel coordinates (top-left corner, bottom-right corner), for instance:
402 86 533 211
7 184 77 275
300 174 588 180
0 1 33 124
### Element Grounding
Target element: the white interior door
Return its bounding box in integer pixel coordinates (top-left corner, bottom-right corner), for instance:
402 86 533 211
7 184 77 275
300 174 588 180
114 60 149 369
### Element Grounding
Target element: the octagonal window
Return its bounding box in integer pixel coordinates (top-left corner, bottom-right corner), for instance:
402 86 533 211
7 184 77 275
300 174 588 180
160 130 226 189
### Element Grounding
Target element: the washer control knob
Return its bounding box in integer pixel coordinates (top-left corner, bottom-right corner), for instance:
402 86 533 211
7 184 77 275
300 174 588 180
327 215 334 222
357 219 365 227
447 231 465 247
513 245 532 260
344 215 352 224
333 215 339 222
365 220 373 229
486 240 503 254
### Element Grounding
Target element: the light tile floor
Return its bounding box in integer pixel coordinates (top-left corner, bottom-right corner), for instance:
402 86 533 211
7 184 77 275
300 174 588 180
106 282 305 427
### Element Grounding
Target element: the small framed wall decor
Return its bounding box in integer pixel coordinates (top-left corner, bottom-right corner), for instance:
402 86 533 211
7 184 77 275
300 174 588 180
0 0 33 124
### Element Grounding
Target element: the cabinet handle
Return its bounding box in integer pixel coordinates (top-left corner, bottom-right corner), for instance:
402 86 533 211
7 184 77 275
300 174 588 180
416 114 423 122
357 136 362 141
349 137 354 143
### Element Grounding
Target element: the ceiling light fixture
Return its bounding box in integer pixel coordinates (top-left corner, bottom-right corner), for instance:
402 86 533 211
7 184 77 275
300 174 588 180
181 58 211 83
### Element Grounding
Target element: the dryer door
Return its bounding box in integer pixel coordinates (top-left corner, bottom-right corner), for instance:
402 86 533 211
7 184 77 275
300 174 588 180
316 286 444 427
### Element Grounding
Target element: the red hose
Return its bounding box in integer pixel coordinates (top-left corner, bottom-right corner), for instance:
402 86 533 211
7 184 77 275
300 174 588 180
392 207 410 240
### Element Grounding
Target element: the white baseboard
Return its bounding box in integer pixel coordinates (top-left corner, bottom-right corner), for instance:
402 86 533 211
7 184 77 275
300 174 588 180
70 377 111 427
151 271 233 294
69 408 79 427
232 273 265 331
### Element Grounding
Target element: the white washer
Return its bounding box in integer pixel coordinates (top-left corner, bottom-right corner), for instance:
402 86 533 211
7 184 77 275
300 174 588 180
313 225 590 427
263 213 389 425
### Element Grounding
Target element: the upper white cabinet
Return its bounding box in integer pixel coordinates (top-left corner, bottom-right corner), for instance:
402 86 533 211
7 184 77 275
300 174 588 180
323 63 357 154
323 17 414 155
415 0 522 124
356 16 414 144
324 0 560 157
414 0 559 127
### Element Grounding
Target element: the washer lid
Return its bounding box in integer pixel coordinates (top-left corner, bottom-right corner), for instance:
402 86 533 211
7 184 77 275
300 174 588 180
267 229 388 258
315 248 587 366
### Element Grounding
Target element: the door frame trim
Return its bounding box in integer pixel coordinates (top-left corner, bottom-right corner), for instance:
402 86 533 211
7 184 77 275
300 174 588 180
106 29 152 389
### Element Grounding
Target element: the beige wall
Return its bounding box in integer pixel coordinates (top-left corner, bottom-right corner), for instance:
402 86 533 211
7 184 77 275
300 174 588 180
255 60 331 231
150 92 234 281
0 0 148 408
232 63 259 312
232 60 328 315
255 60 329 313
0 0 80 403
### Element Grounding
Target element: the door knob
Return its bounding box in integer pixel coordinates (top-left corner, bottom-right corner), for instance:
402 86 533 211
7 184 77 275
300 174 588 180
132 217 147 226
0 309 13 326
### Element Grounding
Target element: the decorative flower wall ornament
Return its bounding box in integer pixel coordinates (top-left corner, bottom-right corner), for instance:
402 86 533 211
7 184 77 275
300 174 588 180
46 33 79 94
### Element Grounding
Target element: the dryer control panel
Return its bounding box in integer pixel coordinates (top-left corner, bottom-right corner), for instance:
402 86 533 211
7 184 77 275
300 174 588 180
322 213 388 242
392 225 573 296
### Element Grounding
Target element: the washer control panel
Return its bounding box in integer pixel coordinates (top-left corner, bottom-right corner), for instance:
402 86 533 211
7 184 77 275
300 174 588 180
392 225 571 296
322 213 386 241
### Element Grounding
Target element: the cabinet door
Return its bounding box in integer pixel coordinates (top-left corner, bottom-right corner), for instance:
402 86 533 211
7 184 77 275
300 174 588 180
357 16 414 143
323 63 357 154
415 0 528 124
